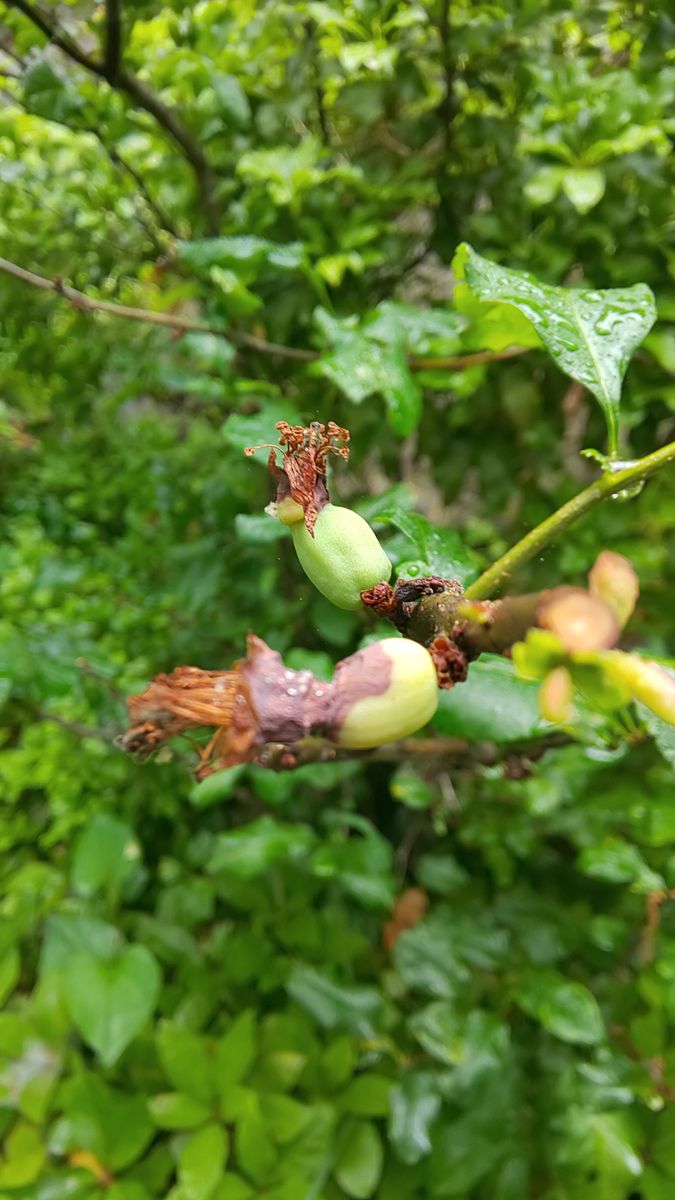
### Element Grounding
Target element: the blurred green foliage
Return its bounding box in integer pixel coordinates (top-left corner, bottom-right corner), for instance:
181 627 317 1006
1 0 675 1197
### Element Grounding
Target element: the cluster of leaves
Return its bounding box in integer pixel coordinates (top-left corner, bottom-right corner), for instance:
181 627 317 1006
2 0 675 1197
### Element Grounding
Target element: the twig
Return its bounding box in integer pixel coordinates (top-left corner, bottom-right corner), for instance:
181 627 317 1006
4 0 220 232
0 255 315 360
465 441 675 599
104 0 121 83
0 254 531 371
408 345 527 370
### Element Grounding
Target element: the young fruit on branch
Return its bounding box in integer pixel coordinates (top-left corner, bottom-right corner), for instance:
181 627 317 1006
291 504 392 611
118 635 439 777
246 420 391 609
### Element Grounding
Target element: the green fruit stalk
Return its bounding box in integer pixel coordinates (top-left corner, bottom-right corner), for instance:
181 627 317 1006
291 503 392 610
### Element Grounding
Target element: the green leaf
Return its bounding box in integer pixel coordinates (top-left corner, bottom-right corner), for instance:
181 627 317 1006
0 1119 45 1187
216 1011 257 1090
64 945 161 1066
334 1119 383 1199
207 816 316 878
258 1094 312 1144
222 400 303 453
427 1109 506 1194
212 75 251 129
287 965 385 1038
190 766 247 808
394 908 509 998
337 1074 393 1117
156 1025 215 1104
524 165 564 206
71 813 140 898
148 1092 211 1130
236 1106 278 1186
179 1123 229 1200
23 59 83 123
315 329 421 436
0 945 20 1006
372 507 477 584
433 654 547 742
234 514 286 544
578 838 664 891
561 167 606 213
639 705 675 771
456 243 656 453
178 236 305 277
513 968 604 1045
50 1072 154 1171
388 1072 442 1165
213 1176 254 1200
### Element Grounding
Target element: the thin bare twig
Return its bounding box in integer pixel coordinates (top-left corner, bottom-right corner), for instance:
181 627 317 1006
4 0 220 232
104 0 121 83
0 254 532 371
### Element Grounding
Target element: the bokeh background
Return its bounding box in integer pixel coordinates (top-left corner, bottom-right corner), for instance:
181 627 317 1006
1 2 675 1197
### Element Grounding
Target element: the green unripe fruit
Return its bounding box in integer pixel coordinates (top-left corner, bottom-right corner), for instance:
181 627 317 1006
291 504 392 610
335 638 439 748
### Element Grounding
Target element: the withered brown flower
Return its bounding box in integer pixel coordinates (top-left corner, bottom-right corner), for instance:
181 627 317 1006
245 420 349 534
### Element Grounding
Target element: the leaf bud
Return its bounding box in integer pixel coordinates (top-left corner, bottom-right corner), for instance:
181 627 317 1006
333 637 439 748
539 666 574 723
588 551 639 629
603 652 675 726
291 503 392 610
538 588 619 653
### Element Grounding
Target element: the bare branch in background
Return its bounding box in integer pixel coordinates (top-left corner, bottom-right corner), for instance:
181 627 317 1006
0 255 532 371
4 0 221 232
104 0 121 83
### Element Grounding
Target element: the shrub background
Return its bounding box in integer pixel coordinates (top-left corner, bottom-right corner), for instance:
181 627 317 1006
1 2 675 1197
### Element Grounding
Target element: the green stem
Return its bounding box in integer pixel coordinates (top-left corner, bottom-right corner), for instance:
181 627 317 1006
466 440 675 600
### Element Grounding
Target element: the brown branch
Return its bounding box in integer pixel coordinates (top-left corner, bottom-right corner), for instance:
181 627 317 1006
0 256 315 360
408 345 528 370
403 585 619 659
5 0 102 73
4 0 220 232
104 0 122 83
0 255 533 371
116 67 220 234
94 134 178 241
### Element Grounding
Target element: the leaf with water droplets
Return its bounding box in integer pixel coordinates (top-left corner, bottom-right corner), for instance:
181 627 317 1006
454 244 656 454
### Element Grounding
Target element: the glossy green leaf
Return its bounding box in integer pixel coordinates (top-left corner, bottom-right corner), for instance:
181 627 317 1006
71 813 140 898
64 945 161 1066
388 1072 442 1165
373 507 477 584
433 654 547 741
287 965 385 1038
513 968 604 1044
179 1124 229 1200
334 1120 383 1199
456 243 656 452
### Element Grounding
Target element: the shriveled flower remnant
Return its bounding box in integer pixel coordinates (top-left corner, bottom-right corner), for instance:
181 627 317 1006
245 419 349 534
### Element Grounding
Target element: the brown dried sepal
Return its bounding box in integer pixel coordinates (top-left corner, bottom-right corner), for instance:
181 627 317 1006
119 635 336 778
428 635 469 689
245 420 350 534
117 660 257 779
362 575 462 634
